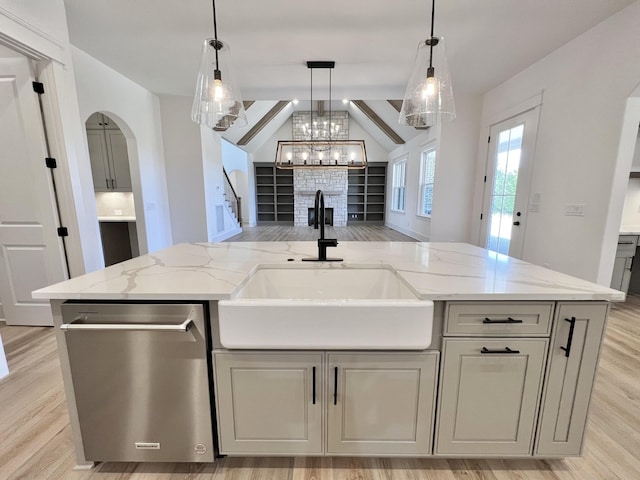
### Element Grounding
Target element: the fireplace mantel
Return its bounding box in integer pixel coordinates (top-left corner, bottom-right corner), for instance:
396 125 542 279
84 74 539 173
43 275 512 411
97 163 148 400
297 190 343 196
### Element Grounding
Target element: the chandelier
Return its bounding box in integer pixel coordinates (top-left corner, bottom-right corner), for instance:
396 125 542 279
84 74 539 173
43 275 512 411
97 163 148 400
275 61 367 169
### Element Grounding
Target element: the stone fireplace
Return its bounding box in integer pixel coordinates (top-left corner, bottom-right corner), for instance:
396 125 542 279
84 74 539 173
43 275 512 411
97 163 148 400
292 111 349 227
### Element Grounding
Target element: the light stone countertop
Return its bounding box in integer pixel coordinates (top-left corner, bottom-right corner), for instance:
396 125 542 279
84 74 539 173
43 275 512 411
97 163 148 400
32 242 625 302
619 226 640 235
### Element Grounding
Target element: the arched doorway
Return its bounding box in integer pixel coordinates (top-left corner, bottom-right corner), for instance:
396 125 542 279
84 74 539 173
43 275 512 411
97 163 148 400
85 112 140 266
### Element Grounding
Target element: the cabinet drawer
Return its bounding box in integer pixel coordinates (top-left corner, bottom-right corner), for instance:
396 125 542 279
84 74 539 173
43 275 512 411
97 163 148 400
616 235 638 257
445 302 553 336
435 338 548 456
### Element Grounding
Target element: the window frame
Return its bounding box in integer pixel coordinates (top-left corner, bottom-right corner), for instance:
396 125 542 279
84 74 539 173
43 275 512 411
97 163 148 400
417 144 437 218
391 158 407 213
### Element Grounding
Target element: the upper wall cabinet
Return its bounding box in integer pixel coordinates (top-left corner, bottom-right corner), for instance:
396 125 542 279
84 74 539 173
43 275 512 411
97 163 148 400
86 113 132 192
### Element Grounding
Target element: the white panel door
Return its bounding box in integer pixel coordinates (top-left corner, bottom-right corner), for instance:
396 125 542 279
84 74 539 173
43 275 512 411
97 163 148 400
0 57 67 325
480 107 540 259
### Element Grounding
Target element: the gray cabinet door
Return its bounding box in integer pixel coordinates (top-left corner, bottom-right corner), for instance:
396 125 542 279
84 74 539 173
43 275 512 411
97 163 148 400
214 352 322 455
535 302 608 457
327 352 438 456
105 130 132 192
435 339 547 456
86 130 110 192
610 256 627 291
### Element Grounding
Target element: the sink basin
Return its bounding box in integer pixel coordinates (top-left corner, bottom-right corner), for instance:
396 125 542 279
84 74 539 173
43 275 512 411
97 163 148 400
218 265 433 350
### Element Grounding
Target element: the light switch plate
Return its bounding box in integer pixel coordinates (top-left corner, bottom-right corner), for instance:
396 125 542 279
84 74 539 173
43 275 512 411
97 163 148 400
565 204 585 216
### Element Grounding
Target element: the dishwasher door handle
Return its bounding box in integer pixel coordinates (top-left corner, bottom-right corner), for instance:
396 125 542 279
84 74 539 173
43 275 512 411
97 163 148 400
60 315 194 332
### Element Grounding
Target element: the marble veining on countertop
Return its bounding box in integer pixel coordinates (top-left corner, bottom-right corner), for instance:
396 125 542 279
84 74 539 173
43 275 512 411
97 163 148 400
32 242 624 301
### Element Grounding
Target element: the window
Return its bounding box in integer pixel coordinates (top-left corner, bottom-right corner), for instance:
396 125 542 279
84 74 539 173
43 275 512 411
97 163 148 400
391 159 406 212
418 146 436 217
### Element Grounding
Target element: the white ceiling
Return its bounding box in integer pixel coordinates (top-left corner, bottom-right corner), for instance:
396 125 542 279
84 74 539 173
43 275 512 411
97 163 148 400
64 0 636 101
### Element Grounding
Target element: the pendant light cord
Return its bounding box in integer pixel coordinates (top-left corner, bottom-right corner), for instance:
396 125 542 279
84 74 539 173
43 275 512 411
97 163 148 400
212 0 220 71
329 68 332 142
429 0 435 69
310 67 314 141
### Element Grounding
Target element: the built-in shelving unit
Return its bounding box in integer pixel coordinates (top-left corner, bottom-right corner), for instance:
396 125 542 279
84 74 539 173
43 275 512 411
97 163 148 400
347 162 387 224
255 163 294 224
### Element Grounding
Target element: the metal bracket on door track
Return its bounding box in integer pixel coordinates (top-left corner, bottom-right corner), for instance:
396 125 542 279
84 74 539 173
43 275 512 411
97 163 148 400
32 81 45 94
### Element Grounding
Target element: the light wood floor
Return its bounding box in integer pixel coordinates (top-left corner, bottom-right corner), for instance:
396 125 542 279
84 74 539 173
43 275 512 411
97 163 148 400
1 297 639 479
226 225 419 242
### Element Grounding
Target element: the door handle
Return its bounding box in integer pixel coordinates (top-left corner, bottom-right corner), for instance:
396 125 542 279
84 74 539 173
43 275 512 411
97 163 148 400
481 346 521 354
312 366 316 405
333 366 338 405
560 317 576 358
61 315 193 332
483 317 524 324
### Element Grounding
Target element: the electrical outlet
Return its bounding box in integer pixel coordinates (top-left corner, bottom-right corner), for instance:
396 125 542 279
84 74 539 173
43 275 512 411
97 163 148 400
564 204 585 216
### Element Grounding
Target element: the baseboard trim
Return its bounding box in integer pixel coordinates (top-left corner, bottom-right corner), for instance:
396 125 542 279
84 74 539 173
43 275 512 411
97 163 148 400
210 226 242 243
385 222 430 242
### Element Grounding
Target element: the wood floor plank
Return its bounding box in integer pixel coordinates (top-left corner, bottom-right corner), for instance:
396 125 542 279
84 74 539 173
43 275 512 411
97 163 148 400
225 225 419 242
1 290 639 479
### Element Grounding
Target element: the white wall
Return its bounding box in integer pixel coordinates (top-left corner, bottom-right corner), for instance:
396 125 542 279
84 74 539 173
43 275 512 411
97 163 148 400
201 128 242 241
72 46 173 254
473 1 640 284
431 93 483 242
631 128 640 171
385 93 482 242
386 129 437 241
159 95 208 243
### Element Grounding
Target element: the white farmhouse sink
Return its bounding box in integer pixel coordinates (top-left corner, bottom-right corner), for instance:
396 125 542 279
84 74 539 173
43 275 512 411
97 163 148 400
217 265 433 350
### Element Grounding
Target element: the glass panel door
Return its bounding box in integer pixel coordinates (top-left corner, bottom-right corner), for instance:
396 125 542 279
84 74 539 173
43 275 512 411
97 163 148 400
487 125 524 254
481 107 540 258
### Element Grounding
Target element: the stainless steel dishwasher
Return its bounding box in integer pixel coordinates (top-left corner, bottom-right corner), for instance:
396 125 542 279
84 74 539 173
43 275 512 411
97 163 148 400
61 302 214 462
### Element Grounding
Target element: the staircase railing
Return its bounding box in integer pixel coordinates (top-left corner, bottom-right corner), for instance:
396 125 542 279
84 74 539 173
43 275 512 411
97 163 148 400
222 167 242 225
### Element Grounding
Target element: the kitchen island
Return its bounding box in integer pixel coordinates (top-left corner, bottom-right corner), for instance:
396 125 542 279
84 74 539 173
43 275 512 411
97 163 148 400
33 242 623 467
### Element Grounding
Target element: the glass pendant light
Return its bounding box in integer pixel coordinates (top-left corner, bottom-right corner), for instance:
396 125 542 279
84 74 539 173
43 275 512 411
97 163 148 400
399 0 455 127
192 0 247 129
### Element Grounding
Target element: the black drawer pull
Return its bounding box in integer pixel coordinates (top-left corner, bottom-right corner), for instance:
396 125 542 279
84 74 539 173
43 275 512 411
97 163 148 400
481 347 521 354
483 317 524 324
312 366 316 405
560 317 576 358
333 366 338 405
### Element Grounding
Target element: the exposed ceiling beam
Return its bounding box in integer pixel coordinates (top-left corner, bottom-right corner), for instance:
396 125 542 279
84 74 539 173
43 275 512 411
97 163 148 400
352 100 405 144
387 100 403 113
236 100 289 146
386 99 430 130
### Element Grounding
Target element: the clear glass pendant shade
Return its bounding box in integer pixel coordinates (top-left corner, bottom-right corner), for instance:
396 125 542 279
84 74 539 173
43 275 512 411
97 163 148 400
399 37 455 127
192 39 247 129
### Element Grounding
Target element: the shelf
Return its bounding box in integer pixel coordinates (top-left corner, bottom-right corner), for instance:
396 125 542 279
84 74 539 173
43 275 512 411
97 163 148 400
254 163 294 225
345 162 386 225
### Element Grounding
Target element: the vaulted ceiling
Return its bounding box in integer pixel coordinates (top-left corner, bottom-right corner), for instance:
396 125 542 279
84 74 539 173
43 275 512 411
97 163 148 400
63 0 636 150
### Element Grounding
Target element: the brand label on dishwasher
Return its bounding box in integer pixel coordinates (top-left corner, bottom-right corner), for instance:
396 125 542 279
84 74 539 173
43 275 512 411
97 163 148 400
194 443 207 455
135 442 160 450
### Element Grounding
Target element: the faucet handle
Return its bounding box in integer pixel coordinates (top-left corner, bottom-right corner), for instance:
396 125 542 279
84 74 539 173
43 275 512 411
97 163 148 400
318 238 338 247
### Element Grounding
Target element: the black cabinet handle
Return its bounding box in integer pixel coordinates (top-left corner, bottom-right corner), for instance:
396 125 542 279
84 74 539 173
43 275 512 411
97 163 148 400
105 178 110 189
333 366 338 405
483 317 524 324
513 221 521 226
481 346 521 354
312 366 316 405
560 317 576 358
